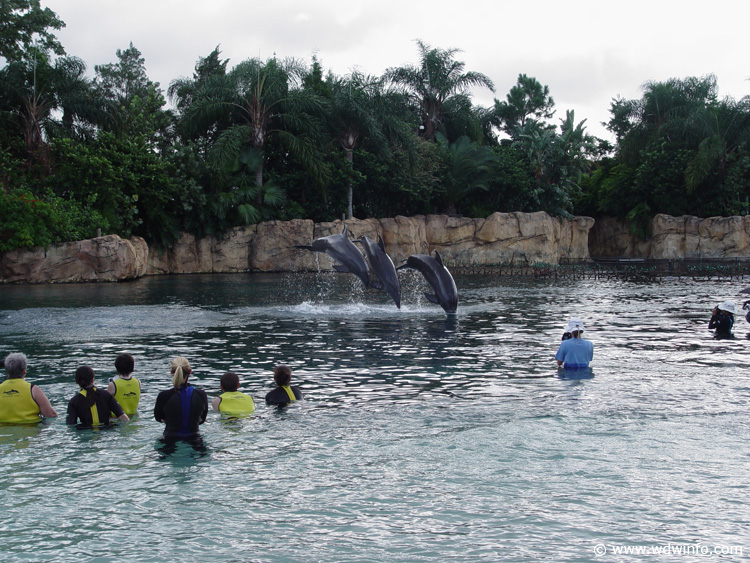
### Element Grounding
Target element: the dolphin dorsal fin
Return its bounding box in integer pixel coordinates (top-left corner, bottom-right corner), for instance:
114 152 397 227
434 251 444 266
342 224 348 237
377 236 386 252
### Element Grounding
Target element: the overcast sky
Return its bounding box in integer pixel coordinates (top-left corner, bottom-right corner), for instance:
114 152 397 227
44 0 750 141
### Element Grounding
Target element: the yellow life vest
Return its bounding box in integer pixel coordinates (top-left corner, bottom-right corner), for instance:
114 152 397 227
218 391 255 416
282 385 297 403
80 388 100 426
0 378 40 423
111 376 140 416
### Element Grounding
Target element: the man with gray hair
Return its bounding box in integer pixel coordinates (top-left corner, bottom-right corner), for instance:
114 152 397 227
0 353 58 422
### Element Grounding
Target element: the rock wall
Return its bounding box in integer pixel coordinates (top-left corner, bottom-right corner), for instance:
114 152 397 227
0 235 149 284
1 212 593 283
589 214 750 259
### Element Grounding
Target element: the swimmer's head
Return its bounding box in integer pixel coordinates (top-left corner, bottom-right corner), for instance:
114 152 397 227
220 371 240 392
171 357 191 387
273 365 292 387
115 353 134 375
75 365 96 388
4 352 27 378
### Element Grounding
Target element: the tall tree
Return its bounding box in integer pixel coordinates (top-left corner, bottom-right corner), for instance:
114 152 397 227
181 56 326 204
0 49 98 166
0 0 65 63
94 43 172 145
493 74 555 137
327 71 389 218
384 40 494 141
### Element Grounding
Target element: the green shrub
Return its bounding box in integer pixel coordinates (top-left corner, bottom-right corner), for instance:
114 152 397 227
0 188 110 252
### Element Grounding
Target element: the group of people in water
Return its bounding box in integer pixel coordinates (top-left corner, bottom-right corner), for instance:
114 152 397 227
0 352 302 438
0 302 739 432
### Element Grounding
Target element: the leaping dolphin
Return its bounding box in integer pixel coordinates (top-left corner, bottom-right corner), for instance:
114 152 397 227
296 225 371 288
359 235 401 308
398 251 458 314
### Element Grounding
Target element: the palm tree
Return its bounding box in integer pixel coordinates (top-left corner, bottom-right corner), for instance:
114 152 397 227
327 71 389 218
437 134 494 214
0 50 100 166
384 40 494 141
180 56 326 204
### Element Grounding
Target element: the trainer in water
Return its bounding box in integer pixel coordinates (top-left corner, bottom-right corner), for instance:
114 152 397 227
296 225 371 288
397 251 458 314
358 235 401 308
709 301 735 335
0 352 57 423
555 319 593 369
154 357 208 439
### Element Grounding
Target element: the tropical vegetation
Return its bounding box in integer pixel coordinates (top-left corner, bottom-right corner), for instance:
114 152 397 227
1 1 749 252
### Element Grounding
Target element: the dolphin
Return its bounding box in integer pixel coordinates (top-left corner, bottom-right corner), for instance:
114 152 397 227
397 251 458 314
296 225 371 288
358 235 401 308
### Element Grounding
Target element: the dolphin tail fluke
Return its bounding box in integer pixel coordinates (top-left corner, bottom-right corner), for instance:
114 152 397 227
332 264 351 273
424 293 440 304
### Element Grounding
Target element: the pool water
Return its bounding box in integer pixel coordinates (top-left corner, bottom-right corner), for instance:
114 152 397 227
0 273 748 562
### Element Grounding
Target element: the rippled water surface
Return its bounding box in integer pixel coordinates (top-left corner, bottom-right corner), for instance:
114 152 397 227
0 273 748 562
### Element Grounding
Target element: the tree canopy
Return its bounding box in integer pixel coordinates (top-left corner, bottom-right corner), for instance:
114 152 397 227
2 2 749 253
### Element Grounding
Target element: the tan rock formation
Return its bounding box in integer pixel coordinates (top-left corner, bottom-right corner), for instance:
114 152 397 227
1 213 595 283
589 214 750 259
0 235 148 283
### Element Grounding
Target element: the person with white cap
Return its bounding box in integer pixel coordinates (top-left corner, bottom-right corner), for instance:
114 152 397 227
709 301 735 335
555 319 593 369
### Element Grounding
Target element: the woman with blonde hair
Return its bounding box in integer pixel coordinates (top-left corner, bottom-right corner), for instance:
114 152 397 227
153 357 208 438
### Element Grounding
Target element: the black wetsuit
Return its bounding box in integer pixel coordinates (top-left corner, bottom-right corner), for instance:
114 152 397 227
709 313 734 335
66 387 124 427
265 386 302 406
154 385 208 438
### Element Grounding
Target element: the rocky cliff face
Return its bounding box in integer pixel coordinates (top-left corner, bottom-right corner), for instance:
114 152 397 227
0 235 149 284
589 214 750 258
1 212 593 283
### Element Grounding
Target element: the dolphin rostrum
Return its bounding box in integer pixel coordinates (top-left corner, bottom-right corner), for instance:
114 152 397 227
359 235 401 308
296 225 371 288
397 251 458 314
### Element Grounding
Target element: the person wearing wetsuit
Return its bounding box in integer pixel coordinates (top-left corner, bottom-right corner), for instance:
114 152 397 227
154 357 208 438
0 352 57 423
709 301 735 335
66 366 128 427
265 365 302 406
212 371 255 416
107 353 141 417
555 319 593 369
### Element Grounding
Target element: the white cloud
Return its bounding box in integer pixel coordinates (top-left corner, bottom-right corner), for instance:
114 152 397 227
41 0 750 140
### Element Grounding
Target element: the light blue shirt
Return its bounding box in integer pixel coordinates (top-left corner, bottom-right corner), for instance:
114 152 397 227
555 337 593 368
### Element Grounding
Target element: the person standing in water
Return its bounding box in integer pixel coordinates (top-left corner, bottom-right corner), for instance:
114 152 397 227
555 319 593 369
709 301 735 335
66 366 128 427
0 352 57 423
107 353 141 417
212 371 255 416
154 357 208 439
265 365 302 406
